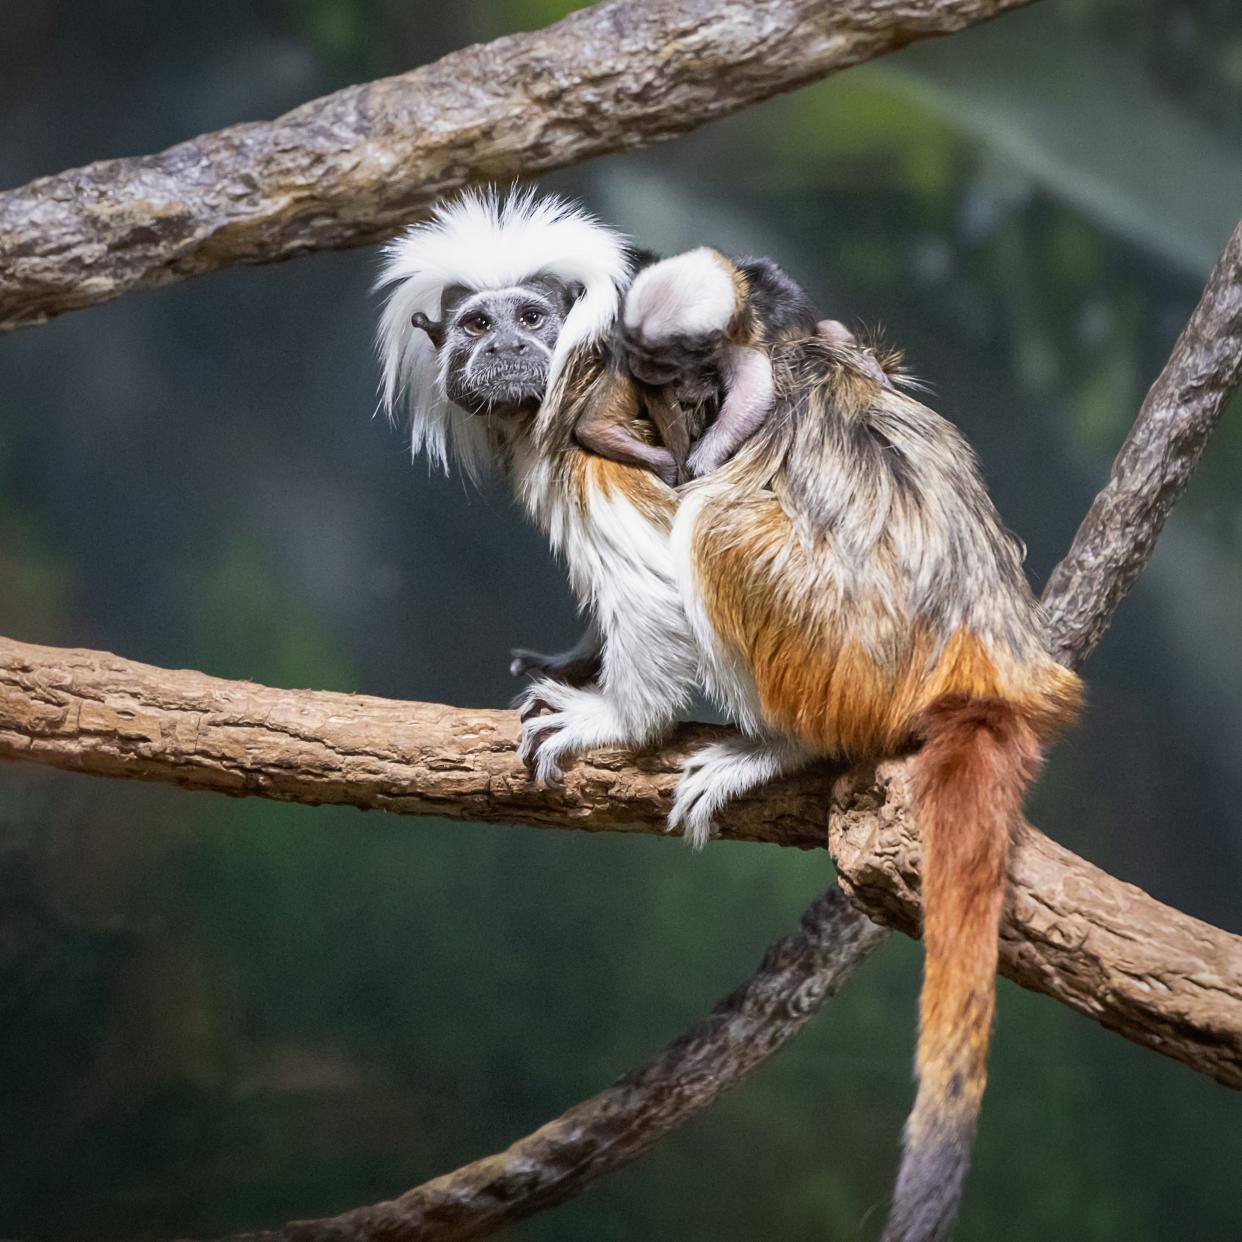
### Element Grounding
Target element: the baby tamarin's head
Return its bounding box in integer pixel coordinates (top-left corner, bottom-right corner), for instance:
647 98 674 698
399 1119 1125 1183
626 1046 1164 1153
620 248 737 403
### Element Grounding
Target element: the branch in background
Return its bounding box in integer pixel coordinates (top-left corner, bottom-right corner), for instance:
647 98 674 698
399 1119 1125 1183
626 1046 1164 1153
212 889 884 1242
2 632 1239 1088
0 0 1037 332
1041 216 1242 665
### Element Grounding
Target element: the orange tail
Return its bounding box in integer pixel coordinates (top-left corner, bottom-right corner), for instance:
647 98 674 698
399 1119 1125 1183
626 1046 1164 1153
882 696 1042 1242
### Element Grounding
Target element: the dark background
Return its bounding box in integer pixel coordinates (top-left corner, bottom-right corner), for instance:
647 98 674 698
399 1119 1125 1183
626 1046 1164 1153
1 1 1239 1238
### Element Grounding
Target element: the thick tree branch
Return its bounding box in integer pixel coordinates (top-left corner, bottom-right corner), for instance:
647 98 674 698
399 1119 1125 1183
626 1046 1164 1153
1041 216 1242 665
0 0 1036 332
2 632 1240 1089
211 889 884 1242
0 636 831 847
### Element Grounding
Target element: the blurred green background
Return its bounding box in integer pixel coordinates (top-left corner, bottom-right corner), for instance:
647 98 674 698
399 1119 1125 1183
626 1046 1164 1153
1 1 1240 1238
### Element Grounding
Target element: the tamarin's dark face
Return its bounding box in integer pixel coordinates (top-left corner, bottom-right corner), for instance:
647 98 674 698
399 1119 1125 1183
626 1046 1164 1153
413 277 581 418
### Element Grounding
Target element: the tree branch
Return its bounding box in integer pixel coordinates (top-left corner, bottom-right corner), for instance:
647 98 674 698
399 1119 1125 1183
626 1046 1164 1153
2 632 1239 1088
208 889 884 1242
830 763 1242 1089
0 0 1036 332
0 636 830 847
1041 216 1242 665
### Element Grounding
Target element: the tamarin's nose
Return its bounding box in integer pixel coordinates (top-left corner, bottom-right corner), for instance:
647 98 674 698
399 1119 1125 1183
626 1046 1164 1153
488 335 528 356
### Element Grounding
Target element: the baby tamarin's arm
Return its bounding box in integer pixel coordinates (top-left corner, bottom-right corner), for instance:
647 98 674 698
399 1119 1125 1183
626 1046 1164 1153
572 365 680 488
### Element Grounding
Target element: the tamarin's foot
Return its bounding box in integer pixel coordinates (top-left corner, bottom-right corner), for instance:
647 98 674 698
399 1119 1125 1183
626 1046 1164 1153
513 681 583 788
514 679 653 791
669 734 809 849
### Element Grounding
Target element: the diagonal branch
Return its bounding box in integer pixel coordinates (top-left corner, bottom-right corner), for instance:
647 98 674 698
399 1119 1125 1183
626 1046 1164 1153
1041 216 1242 665
211 889 885 1242
0 0 1038 332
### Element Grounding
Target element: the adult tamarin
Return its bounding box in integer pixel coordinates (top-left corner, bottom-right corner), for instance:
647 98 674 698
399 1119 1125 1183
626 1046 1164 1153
381 188 819 686
377 190 1081 1241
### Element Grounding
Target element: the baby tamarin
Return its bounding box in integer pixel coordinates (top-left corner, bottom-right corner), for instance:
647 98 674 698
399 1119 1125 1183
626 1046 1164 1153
378 190 1081 1242
587 247 820 484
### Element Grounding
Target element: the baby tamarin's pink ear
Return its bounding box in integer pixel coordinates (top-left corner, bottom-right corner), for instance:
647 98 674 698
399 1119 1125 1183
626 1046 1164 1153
623 248 740 344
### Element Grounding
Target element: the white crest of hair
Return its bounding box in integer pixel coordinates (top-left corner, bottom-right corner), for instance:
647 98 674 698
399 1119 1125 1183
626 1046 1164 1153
375 187 631 480
624 248 737 342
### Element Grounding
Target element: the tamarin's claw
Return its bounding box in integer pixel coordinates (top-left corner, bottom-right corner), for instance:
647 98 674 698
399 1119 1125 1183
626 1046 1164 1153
518 695 553 723
516 715 566 787
514 679 628 791
515 682 583 788
667 778 719 850
520 723 565 787
668 736 803 849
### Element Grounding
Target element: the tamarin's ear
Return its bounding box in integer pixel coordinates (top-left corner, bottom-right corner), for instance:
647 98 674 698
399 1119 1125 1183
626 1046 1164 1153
410 311 445 349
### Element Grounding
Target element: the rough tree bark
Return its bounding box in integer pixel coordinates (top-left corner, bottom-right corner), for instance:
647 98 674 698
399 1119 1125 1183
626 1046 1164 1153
0 0 1037 331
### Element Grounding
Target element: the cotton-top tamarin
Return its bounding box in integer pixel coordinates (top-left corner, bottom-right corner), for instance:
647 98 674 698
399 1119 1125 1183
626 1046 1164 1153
377 189 1081 1242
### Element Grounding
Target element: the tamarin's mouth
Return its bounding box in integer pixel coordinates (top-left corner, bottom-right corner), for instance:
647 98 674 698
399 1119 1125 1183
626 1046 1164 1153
473 359 546 384
461 367 548 413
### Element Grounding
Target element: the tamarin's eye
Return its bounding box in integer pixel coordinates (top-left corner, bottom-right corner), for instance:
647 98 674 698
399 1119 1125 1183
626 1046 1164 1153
461 314 491 336
519 307 546 329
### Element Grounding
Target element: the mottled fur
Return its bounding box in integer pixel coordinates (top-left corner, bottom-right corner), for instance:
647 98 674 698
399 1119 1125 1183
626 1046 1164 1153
520 329 1080 1242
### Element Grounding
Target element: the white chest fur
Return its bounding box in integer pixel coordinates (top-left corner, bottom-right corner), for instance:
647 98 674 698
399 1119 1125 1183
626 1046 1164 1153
514 445 699 738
